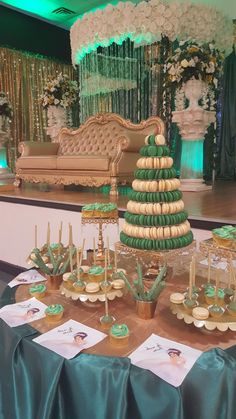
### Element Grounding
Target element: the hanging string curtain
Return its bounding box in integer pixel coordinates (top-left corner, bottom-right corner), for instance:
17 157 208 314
0 47 75 170
80 53 137 97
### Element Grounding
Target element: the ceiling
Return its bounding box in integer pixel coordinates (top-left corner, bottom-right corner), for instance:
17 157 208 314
1 0 235 30
1 0 129 30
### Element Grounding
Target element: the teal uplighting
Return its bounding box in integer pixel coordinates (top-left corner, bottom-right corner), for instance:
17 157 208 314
180 139 204 179
0 148 8 169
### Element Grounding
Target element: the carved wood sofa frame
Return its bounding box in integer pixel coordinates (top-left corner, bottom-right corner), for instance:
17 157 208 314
15 113 165 195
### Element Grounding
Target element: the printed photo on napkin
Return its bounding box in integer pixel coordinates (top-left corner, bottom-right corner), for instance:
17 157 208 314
33 319 107 359
8 269 46 288
0 297 47 327
129 334 202 387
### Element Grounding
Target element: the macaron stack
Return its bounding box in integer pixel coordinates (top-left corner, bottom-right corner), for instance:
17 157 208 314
120 133 193 251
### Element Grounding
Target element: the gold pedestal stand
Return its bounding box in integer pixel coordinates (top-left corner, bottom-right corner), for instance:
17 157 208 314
82 217 119 260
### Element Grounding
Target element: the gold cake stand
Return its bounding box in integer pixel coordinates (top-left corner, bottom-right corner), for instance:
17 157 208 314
170 302 236 332
82 217 119 258
61 283 124 303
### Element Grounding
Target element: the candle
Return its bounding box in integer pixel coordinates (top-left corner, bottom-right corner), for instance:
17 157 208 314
93 238 96 264
104 291 109 316
80 238 86 263
69 246 73 273
207 252 211 283
192 255 196 286
107 237 110 266
35 225 38 249
188 262 193 299
114 247 117 272
228 258 233 289
69 224 73 246
77 248 80 281
59 221 63 243
215 270 219 303
47 222 50 245
105 248 108 282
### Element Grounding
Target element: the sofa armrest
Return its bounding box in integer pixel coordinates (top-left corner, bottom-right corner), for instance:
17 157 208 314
18 141 59 157
121 131 146 152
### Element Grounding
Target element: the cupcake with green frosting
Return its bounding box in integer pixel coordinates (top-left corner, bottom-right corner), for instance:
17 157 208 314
45 304 64 322
29 283 46 299
109 323 129 346
88 265 105 282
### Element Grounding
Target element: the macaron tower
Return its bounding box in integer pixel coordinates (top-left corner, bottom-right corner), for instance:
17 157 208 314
120 134 193 251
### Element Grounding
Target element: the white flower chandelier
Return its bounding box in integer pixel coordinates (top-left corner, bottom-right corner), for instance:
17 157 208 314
70 0 234 65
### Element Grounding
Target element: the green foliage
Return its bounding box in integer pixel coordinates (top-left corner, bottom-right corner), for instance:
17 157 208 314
120 264 167 302
31 244 76 276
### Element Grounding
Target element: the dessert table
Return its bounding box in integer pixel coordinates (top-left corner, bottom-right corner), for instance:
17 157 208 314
0 274 236 419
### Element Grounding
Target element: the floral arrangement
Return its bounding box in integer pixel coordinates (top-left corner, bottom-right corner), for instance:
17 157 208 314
166 40 224 88
70 0 233 64
40 73 78 109
0 92 13 119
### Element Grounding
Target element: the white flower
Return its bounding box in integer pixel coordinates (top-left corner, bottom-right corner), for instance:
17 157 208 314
180 59 189 68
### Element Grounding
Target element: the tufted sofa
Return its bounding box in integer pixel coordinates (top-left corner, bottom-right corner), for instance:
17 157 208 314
15 113 165 195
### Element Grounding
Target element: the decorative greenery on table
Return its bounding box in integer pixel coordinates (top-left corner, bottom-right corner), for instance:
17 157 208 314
120 264 167 302
30 244 76 276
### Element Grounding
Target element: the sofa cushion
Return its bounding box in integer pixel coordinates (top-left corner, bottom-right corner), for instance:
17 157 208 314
56 155 110 171
16 156 57 170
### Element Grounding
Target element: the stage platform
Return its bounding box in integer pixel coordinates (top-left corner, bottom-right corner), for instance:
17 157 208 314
0 180 235 272
0 180 235 230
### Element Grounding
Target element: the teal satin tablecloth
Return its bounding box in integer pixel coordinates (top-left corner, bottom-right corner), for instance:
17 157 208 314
0 283 236 419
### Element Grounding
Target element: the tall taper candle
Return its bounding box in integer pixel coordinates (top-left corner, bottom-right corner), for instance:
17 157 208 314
207 252 211 283
192 255 196 286
69 246 73 273
215 270 219 304
114 247 117 272
35 225 37 249
105 248 108 282
106 237 110 266
59 221 63 243
77 249 80 281
93 238 96 264
47 222 50 245
188 262 193 299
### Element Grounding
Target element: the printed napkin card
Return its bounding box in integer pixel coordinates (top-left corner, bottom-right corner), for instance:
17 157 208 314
33 319 107 359
8 270 46 288
0 297 47 327
129 334 202 387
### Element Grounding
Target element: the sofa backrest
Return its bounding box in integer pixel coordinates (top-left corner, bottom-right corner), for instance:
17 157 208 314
56 113 165 157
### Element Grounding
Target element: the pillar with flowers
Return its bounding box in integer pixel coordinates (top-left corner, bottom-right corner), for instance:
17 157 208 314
166 40 224 191
40 73 79 141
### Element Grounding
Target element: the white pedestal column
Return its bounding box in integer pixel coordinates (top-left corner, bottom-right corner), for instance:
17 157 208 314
172 79 215 192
